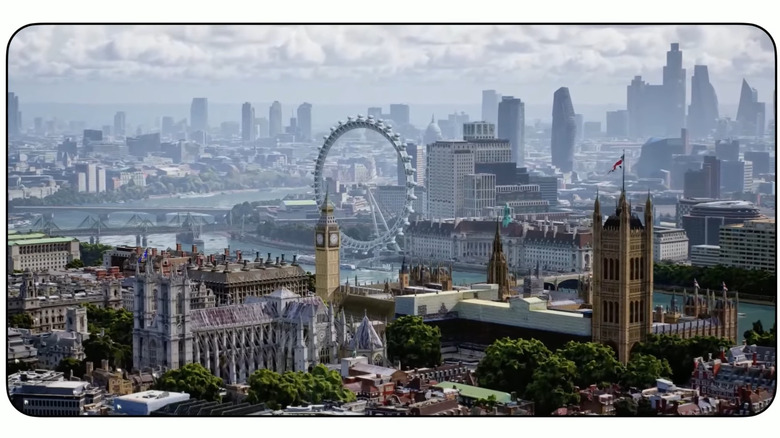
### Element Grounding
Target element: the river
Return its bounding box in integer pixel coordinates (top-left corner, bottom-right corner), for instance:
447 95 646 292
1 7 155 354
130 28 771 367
26 189 778 342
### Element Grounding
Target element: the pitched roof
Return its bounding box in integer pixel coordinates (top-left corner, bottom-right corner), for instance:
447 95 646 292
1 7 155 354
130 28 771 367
348 315 383 351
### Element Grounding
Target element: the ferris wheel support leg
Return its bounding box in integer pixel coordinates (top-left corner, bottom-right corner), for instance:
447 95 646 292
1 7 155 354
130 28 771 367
366 188 392 235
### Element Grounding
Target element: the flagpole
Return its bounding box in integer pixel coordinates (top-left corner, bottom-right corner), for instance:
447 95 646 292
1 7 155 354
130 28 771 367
622 148 626 193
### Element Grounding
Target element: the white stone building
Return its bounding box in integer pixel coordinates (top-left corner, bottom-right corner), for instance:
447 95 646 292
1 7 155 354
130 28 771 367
719 218 775 272
405 218 592 274
7 232 80 272
653 226 690 262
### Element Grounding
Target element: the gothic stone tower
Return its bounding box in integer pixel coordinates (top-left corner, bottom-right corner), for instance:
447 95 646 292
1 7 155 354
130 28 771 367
132 262 193 372
592 192 654 364
487 221 512 301
315 193 340 302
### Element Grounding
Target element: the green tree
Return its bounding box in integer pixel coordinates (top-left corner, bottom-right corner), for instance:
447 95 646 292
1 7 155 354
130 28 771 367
556 341 625 388
245 366 355 410
386 315 442 369
83 304 133 348
614 397 638 416
7 359 34 374
246 369 297 409
55 358 87 379
155 363 223 402
744 320 776 347
79 243 113 266
622 353 672 389
637 397 656 416
475 394 498 410
65 259 85 269
476 338 552 396
9 313 33 329
632 334 731 385
82 332 131 370
653 262 775 299
525 355 580 416
305 272 316 292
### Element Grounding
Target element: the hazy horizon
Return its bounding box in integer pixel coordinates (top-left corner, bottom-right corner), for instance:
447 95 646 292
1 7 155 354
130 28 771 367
8 24 775 109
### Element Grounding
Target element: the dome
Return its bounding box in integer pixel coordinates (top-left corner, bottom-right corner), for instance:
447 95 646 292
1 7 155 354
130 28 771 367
423 115 442 145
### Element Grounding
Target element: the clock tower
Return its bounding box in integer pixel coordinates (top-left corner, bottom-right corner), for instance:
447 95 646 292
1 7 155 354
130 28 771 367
315 192 340 302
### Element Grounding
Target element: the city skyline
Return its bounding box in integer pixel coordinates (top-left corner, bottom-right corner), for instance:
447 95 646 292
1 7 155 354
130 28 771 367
8 24 775 107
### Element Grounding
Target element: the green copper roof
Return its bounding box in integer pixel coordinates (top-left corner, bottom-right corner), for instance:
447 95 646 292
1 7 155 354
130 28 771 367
8 237 78 246
434 381 513 403
6 232 47 240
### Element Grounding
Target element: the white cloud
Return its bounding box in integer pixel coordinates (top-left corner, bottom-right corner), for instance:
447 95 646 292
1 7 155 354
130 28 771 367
7 24 775 104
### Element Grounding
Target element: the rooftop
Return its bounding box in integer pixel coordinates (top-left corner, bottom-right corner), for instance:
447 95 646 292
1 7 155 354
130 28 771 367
433 381 512 404
282 200 318 207
8 237 78 246
116 390 189 404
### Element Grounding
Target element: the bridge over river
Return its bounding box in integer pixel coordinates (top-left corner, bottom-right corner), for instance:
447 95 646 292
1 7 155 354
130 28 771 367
12 205 232 217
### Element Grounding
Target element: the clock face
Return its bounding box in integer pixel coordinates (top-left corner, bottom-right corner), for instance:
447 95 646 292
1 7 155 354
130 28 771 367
329 233 339 246
316 233 325 246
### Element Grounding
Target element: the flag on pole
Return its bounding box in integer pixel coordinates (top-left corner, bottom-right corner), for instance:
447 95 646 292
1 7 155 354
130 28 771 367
607 154 625 174
722 281 728 292
501 203 511 227
693 278 700 289
138 248 148 263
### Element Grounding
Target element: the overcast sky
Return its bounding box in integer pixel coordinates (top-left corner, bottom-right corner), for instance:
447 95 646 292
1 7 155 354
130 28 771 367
8 24 776 106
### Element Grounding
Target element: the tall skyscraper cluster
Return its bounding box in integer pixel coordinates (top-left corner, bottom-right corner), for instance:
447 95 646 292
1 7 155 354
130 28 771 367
550 87 576 173
296 102 312 142
627 44 688 138
113 111 126 138
241 102 256 142
269 100 283 139
481 90 500 126
8 92 22 138
687 65 719 138
426 123 513 219
481 91 525 168
497 96 525 168
190 98 209 133
736 79 766 138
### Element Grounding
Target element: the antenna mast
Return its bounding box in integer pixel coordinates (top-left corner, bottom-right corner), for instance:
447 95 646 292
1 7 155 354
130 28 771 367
622 148 626 193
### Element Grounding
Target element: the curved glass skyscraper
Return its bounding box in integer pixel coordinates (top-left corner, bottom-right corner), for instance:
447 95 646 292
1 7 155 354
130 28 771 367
551 87 576 173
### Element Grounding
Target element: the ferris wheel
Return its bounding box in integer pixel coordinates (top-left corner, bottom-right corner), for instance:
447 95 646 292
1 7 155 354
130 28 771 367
313 115 417 254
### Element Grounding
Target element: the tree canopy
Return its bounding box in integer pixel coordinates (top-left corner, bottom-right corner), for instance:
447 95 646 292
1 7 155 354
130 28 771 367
476 338 552 396
621 353 673 389
614 397 638 416
245 364 356 410
556 341 625 389
386 315 442 369
525 354 580 416
631 334 731 385
653 262 775 299
9 313 33 329
79 243 114 266
81 304 134 369
55 358 87 379
744 320 776 347
155 363 224 402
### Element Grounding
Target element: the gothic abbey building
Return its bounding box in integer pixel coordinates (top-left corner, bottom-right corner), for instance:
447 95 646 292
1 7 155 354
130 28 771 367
131 198 386 384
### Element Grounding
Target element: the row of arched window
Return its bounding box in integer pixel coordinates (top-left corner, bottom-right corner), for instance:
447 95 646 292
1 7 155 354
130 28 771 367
602 299 645 324
602 257 646 281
